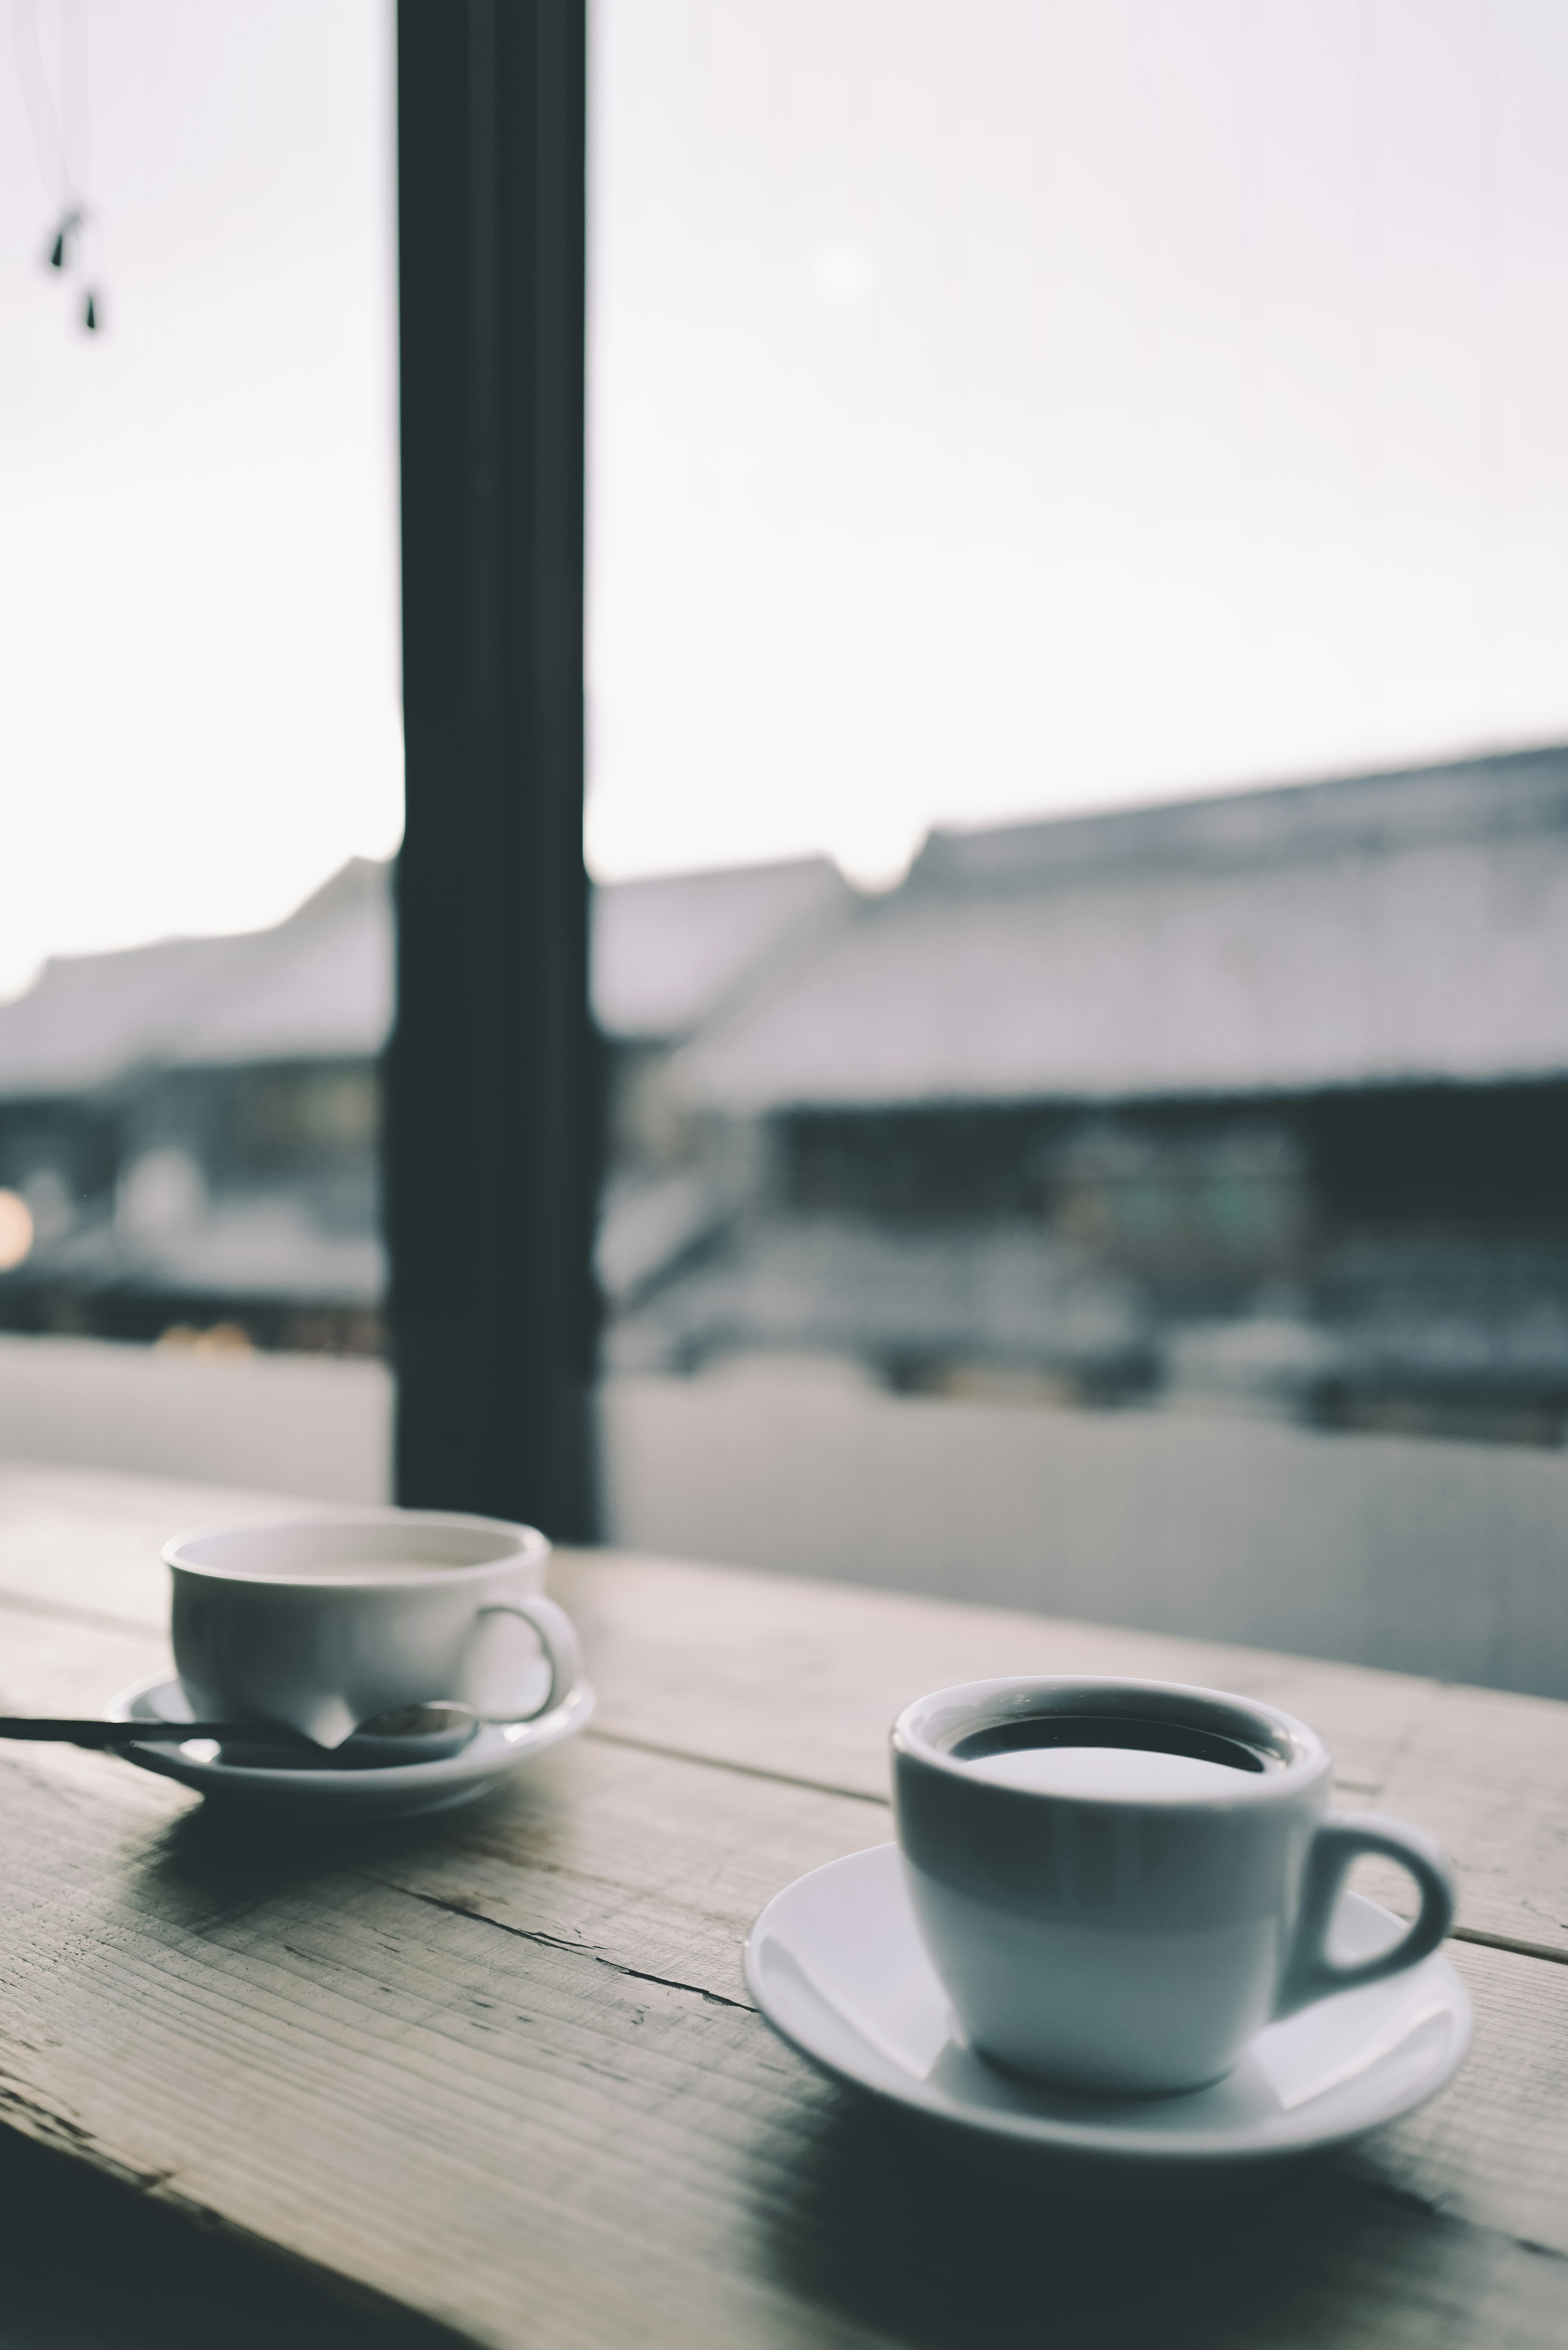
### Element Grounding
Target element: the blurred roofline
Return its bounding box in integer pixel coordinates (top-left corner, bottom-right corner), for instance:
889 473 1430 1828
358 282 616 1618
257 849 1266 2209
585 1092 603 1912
912 742 1568 893
0 848 860 1101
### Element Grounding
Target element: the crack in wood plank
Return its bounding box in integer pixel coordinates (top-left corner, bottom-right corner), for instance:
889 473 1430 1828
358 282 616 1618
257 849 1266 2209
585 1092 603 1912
379 1878 760 2012
581 1733 1568 1977
3 1488 1568 2344
584 1725 1450 1829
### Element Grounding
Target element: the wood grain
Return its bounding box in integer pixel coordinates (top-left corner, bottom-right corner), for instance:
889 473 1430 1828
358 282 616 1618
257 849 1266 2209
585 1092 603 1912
0 1463 1565 2347
6 1461 1564 1956
0 2122 464 2350
552 1547 1568 1956
0 1617 1558 2347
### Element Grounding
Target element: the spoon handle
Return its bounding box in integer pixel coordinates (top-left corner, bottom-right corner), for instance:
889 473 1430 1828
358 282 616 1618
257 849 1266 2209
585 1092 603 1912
0 1717 310 1747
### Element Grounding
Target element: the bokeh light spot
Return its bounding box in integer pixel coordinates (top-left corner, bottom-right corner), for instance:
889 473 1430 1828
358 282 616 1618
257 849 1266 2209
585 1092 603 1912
0 1192 35 1272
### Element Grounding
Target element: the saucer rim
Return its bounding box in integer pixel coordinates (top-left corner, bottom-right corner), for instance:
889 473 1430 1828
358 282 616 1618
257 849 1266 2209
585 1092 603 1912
105 1670 594 1798
744 1842 1472 2165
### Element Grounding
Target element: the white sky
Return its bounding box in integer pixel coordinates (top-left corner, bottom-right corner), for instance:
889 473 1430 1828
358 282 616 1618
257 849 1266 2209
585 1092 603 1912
588 0 1568 882
0 0 401 1000
5 0 1568 997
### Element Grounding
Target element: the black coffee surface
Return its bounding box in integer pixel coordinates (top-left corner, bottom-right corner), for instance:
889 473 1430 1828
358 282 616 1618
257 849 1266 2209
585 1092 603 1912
950 1714 1277 1775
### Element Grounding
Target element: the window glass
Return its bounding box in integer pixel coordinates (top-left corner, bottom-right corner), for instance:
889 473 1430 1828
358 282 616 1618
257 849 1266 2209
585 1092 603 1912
589 1 1568 1693
0 3 396 1430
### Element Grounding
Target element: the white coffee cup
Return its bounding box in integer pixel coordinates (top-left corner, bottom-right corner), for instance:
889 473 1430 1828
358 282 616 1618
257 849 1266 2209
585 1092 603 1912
892 1675 1456 2096
165 1510 582 1749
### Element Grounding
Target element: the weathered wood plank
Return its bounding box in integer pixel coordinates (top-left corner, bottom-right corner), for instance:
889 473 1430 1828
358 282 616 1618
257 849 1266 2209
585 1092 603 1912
0 2123 465 2350
551 1548 1568 1956
0 1586 1559 2348
0 1464 1566 2346
1 1455 1565 1950
1346 1939 1568 2257
314 1753 1568 2264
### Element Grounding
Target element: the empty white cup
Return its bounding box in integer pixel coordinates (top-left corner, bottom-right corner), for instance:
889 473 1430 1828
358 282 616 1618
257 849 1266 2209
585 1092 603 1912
166 1509 582 1749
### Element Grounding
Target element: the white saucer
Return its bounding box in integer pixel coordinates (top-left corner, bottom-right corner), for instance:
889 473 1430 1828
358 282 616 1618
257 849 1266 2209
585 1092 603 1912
105 1671 595 1820
745 1844 1471 2184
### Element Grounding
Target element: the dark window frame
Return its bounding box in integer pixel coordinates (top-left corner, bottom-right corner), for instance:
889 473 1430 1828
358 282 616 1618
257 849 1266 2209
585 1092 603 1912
387 0 599 1538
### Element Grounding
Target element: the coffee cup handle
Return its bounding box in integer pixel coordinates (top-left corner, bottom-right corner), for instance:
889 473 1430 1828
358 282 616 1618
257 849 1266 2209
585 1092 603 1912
462 1597 583 1723
1277 1810 1456 2018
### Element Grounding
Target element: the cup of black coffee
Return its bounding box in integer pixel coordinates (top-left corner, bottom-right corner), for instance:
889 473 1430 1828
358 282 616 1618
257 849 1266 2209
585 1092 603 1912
891 1675 1455 2095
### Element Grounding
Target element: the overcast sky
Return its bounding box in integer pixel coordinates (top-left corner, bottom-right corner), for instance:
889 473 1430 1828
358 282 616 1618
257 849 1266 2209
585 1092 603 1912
4 0 1568 996
0 0 399 998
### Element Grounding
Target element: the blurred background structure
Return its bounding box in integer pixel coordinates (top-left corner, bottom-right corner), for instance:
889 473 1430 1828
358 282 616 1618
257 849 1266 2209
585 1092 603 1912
625 747 1568 1449
0 859 389 1355
7 744 1568 1454
7 0 1568 1694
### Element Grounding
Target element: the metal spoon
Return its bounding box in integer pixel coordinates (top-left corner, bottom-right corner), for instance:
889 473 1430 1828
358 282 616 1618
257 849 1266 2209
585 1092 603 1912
0 1703 480 1769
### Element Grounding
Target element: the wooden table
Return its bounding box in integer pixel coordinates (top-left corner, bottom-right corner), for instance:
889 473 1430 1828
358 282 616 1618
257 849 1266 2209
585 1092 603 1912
0 1459 1564 2350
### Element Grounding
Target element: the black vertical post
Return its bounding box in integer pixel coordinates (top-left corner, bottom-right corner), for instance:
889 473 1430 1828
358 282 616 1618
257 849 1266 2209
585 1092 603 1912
388 0 598 1537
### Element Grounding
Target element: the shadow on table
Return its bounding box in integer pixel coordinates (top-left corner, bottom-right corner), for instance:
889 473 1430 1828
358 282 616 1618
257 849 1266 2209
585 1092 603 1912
0 2127 467 2350
120 1788 509 1923
752 2089 1522 2350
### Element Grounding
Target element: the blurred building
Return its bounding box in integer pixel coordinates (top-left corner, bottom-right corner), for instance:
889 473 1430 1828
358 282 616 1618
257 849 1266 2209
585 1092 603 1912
6 747 1568 1441
0 852 852 1354
622 746 1568 1444
0 859 391 1352
590 857 856 1309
